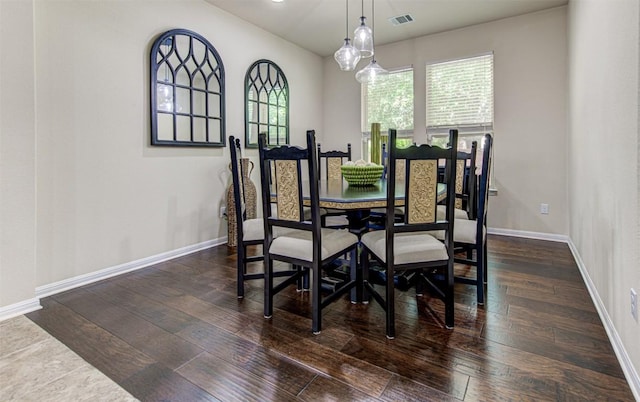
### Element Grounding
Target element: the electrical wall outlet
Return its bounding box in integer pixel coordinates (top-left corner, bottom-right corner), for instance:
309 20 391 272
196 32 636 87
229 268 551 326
631 288 638 322
220 206 226 218
540 203 549 214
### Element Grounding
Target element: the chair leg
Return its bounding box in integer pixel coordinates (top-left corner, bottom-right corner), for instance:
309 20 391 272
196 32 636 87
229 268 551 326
483 240 488 284
361 248 370 304
295 265 311 292
295 265 303 292
237 244 246 299
264 257 274 319
386 266 396 339
476 244 485 305
445 261 455 329
349 248 361 303
303 267 310 291
311 262 322 335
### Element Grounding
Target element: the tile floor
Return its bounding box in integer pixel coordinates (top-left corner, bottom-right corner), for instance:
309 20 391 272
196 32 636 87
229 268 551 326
0 315 137 401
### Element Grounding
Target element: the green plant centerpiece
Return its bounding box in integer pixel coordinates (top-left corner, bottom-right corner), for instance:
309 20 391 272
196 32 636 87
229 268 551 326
341 160 384 186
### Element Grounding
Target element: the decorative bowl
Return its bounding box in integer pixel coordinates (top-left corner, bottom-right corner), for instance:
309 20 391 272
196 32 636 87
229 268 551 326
341 163 384 186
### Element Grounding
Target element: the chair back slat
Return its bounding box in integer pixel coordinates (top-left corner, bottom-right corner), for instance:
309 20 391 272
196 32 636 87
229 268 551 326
326 157 343 180
274 159 302 221
317 143 351 181
258 131 322 246
406 159 438 224
455 159 465 210
386 128 458 256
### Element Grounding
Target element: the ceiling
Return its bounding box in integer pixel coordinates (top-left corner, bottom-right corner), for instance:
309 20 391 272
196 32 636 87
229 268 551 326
204 0 568 57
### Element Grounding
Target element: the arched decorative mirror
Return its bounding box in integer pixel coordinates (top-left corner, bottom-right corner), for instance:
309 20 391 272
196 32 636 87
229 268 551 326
150 29 226 147
245 60 289 148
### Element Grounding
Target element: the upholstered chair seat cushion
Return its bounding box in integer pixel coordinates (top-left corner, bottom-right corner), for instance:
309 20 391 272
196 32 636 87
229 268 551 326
361 230 448 265
431 218 486 244
323 215 349 227
453 218 486 244
242 218 265 242
436 205 469 220
242 218 294 242
269 228 358 262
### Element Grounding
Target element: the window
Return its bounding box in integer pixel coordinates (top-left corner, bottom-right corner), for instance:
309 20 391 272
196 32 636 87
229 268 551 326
245 60 289 148
361 67 414 160
426 53 493 153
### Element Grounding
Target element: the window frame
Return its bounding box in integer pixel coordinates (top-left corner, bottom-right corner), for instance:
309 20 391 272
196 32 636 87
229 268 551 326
425 52 494 137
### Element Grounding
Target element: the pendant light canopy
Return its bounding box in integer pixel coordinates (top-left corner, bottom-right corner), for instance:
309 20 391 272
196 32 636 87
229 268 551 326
355 0 387 83
334 0 361 71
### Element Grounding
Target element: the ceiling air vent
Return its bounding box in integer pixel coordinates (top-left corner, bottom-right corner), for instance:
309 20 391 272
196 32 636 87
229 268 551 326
388 14 414 26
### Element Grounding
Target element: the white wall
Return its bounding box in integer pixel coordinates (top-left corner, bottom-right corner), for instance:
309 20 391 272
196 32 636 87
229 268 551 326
323 7 568 235
568 0 640 394
0 0 37 311
0 0 322 312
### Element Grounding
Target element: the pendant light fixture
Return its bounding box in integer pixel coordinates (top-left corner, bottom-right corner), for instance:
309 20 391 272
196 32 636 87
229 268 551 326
355 0 387 83
334 0 361 71
353 0 374 58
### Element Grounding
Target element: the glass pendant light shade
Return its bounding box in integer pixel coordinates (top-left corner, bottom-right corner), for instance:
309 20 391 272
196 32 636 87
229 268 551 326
353 16 374 58
334 38 361 71
355 58 388 83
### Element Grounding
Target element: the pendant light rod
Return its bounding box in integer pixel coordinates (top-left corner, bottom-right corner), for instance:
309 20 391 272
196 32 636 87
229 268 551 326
345 0 349 38
334 0 361 71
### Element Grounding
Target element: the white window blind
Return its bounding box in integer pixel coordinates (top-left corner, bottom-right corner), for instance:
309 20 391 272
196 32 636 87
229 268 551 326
361 67 414 135
426 54 493 135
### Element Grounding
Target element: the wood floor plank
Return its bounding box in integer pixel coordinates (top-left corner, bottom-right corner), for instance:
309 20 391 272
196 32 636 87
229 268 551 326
340 335 470 399
238 321 394 398
176 320 317 395
299 375 382 401
177 351 300 401
120 362 221 402
52 287 205 370
26 298 155 383
379 375 463 402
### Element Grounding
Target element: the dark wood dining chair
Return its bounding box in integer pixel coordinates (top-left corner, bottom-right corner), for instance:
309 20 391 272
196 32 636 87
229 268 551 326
450 134 493 304
361 128 459 338
228 136 304 299
317 143 351 228
317 143 351 180
258 131 360 334
437 140 478 221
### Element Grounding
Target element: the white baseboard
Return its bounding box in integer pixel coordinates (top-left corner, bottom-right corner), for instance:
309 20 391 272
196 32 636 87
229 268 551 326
566 239 640 401
35 236 227 299
487 227 569 243
0 298 42 322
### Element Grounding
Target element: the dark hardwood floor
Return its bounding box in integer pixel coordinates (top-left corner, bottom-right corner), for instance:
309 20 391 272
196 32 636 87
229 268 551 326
27 235 635 401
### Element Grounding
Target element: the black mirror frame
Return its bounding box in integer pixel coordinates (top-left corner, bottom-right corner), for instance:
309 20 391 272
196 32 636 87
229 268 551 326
150 29 226 147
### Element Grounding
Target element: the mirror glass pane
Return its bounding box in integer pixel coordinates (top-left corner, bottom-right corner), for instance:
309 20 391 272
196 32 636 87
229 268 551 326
157 114 173 141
